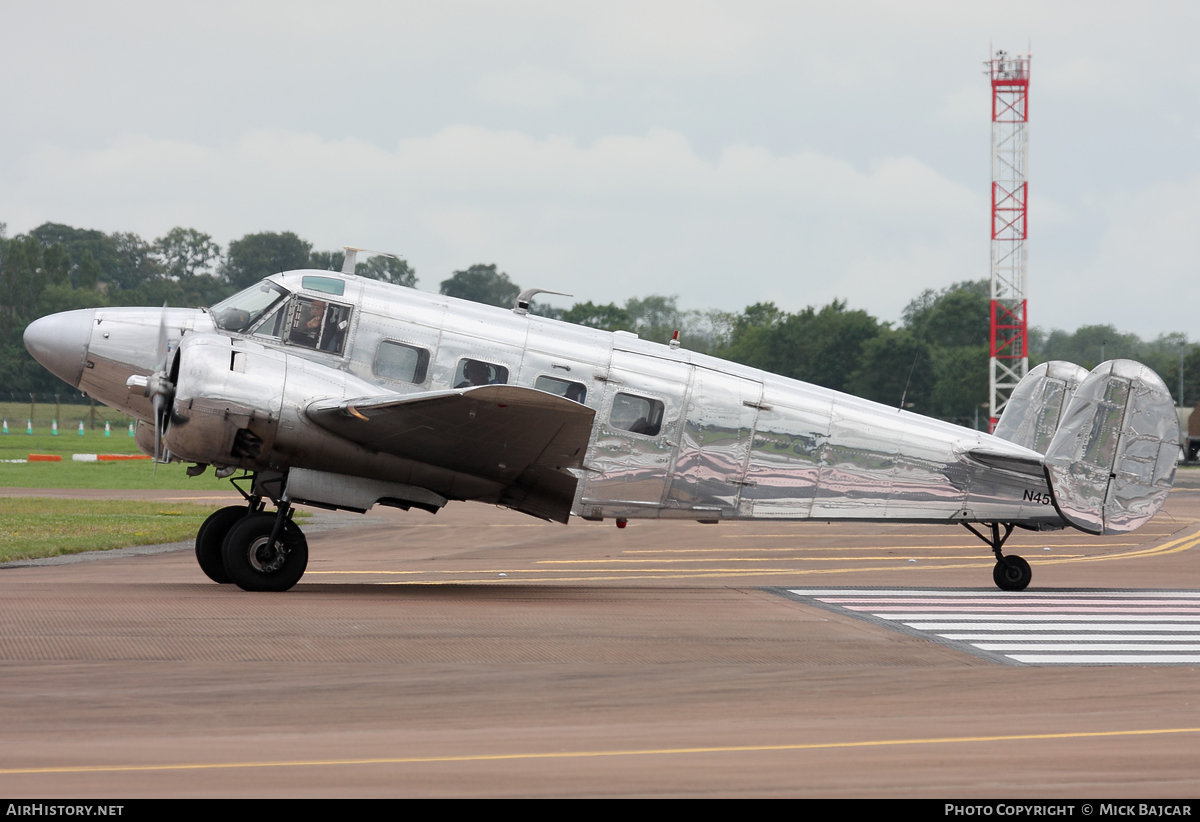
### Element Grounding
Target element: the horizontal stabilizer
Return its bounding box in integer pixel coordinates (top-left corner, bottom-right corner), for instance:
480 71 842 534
307 385 596 523
993 361 1089 454
964 446 1044 478
1043 360 1178 534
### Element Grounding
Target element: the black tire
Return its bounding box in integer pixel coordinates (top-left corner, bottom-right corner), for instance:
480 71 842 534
993 555 1032 591
194 505 249 584
221 512 308 592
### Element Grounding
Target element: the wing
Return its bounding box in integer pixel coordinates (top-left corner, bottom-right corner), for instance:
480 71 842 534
306 385 596 523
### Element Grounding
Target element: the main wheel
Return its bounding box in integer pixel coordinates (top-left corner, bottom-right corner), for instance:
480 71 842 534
993 555 1032 591
194 505 250 584
221 512 308 592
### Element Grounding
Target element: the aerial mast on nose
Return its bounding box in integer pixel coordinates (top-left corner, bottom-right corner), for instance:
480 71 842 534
986 48 1030 432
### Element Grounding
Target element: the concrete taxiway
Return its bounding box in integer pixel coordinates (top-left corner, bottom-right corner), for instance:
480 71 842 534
2 477 1200 797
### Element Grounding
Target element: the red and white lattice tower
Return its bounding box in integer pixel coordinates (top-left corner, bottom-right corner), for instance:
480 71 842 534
987 50 1030 432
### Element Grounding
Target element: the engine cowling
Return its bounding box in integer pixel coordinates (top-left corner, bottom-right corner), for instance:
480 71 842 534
163 334 287 471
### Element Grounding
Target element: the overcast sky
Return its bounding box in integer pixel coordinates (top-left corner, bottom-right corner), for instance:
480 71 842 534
3 1 1198 337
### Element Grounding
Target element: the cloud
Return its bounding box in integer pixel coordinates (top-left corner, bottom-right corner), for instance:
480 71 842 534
477 66 586 109
5 126 983 319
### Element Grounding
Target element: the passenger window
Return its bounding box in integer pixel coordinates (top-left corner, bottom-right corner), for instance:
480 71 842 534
287 297 352 354
611 393 664 436
455 359 509 388
375 341 430 384
535 375 587 404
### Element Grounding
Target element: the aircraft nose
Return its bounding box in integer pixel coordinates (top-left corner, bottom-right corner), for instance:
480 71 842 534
23 309 95 388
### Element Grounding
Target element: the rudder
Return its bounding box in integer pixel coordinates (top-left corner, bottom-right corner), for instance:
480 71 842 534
1043 360 1178 534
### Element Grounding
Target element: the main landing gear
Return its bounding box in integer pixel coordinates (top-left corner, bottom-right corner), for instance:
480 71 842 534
963 522 1032 592
193 472 308 592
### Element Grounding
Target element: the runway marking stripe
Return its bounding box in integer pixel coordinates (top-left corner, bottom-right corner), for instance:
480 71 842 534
908 622 1200 631
785 585 1200 665
973 643 1200 651
2 727 1199 776
941 633 1200 641
826 597 1200 606
846 605 1200 614
883 613 1200 622
791 589 1200 597
1010 655 1200 664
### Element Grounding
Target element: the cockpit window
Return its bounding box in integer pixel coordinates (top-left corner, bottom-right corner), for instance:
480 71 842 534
301 276 345 296
286 297 353 354
211 281 289 332
252 304 286 339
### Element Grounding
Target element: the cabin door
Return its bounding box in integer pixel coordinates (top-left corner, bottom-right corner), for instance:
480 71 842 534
578 349 689 512
666 367 763 515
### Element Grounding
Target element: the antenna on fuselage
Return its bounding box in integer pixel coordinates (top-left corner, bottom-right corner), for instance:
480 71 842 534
341 246 399 275
513 288 573 316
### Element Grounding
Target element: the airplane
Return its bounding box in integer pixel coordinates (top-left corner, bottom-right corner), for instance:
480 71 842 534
22 251 1180 593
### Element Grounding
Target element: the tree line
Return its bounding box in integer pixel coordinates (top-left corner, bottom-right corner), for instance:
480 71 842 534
3 221 1197 428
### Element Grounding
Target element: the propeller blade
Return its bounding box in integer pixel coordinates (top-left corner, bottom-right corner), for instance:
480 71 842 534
152 392 165 471
155 302 170 374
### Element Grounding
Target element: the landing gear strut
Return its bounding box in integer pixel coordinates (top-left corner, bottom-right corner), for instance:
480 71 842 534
192 471 309 592
963 522 1032 591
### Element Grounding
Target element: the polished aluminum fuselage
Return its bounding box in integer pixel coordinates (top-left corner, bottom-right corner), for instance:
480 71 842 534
63 271 1060 526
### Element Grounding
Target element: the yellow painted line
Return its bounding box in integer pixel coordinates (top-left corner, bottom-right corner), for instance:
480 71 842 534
634 543 1142 553
305 529 1200 584
4 727 1200 776
536 555 1090 565
1036 529 1200 566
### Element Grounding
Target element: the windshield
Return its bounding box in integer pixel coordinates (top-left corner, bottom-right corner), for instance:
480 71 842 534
210 281 290 332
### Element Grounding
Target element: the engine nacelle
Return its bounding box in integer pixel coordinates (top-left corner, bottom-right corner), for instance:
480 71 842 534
163 334 287 471
164 333 392 476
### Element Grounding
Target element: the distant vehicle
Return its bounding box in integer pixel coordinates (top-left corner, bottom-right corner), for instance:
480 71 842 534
1177 404 1200 462
23 257 1179 593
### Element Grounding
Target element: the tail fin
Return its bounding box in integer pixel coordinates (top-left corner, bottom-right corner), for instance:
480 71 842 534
993 361 1090 454
1043 360 1178 534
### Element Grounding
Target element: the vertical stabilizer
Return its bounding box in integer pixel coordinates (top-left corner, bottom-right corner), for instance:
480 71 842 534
993 361 1088 454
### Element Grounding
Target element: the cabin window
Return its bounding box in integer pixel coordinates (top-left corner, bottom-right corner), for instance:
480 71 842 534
286 297 352 354
301 276 345 296
375 341 430 384
535 375 587 404
454 358 508 388
611 392 664 437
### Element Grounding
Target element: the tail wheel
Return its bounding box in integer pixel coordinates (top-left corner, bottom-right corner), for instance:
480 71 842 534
194 505 250 584
221 512 308 592
993 555 1032 591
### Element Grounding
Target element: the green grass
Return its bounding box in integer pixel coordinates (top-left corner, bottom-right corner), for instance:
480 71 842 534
0 459 236 490
0 425 144 459
0 498 309 563
0 417 242 489
0 498 216 562
0 422 235 489
0 400 136 434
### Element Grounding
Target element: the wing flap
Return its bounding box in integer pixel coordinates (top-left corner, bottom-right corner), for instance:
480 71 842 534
307 385 596 522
